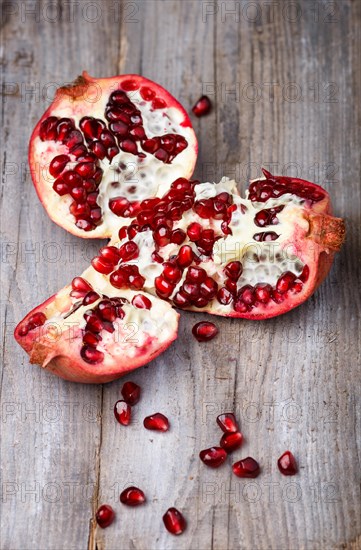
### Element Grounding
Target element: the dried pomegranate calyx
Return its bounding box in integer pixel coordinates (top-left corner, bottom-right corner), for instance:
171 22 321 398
308 213 345 251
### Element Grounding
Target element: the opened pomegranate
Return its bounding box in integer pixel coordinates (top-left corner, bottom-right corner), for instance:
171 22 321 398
29 72 197 238
99 169 345 320
14 273 179 384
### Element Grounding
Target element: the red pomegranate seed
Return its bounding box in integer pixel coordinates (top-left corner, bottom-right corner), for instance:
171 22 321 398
173 292 190 308
98 300 117 322
140 86 156 101
163 508 186 536
187 222 202 241
91 256 114 275
143 413 169 432
186 266 206 283
254 283 272 303
118 241 139 262
163 263 182 284
49 154 70 177
95 504 115 528
276 271 296 293
154 225 171 247
220 431 243 453
299 264 310 282
192 321 218 342
177 245 194 268
71 276 92 293
192 95 212 117
81 346 104 364
224 261 243 280
83 331 101 347
114 400 131 426
199 447 227 468
120 486 146 506
131 294 152 310
82 291 100 306
217 287 233 305
121 381 141 405
100 246 121 265
217 413 239 433
200 277 218 299
170 228 186 244
232 457 260 478
277 451 298 476
155 276 175 299
122 79 139 91
193 198 214 219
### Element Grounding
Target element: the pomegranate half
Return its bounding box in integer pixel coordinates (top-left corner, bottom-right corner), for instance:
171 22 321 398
29 72 197 238
15 272 179 384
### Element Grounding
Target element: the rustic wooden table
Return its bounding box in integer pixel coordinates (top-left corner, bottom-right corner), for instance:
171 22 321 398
1 1 360 549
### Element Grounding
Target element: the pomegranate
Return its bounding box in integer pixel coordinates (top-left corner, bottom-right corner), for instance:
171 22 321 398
163 508 187 535
29 72 197 238
277 451 298 476
14 274 179 384
95 504 115 528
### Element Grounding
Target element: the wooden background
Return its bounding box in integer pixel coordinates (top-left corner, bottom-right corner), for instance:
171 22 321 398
1 1 360 549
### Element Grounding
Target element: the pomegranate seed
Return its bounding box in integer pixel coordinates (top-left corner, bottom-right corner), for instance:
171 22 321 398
224 261 243 280
170 228 186 244
72 277 92 293
299 264 310 282
98 300 117 322
186 266 207 283
154 225 171 247
120 486 146 506
173 292 190 308
152 97 166 109
187 222 202 241
232 457 260 478
122 79 139 91
109 197 132 217
155 276 175 299
91 256 114 275
200 277 218 299
95 504 115 528
140 86 156 101
254 283 272 304
276 271 296 293
192 95 212 117
199 447 227 468
217 287 233 305
118 241 139 262
163 263 182 284
49 154 70 177
182 282 199 299
114 400 131 426
143 413 169 432
82 291 100 306
238 285 255 305
100 246 121 265
132 294 152 310
192 321 218 342
277 451 298 476
81 346 104 364
217 413 239 433
163 508 186 536
220 431 243 453
83 331 101 347
121 381 141 405
152 251 164 263
193 199 214 219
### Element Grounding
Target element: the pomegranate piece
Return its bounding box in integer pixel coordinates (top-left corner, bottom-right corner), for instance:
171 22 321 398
277 451 298 476
114 400 131 425
192 95 212 117
120 486 146 506
163 508 186 536
216 413 239 433
232 457 260 478
121 381 141 405
95 504 115 528
143 413 169 432
220 431 243 453
192 322 218 342
199 446 227 468
30 72 197 238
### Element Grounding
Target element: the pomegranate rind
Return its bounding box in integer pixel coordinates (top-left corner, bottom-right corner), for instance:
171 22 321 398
14 278 179 384
29 72 198 239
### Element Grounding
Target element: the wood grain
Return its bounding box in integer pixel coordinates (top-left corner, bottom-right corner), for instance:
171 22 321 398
1 1 360 549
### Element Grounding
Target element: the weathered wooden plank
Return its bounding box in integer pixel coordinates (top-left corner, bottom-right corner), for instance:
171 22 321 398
1 0 360 549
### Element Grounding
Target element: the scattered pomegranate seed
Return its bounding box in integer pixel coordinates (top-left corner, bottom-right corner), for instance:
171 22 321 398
114 400 131 426
199 446 227 468
163 508 187 536
131 294 152 310
192 321 218 342
143 413 169 432
220 431 243 453
192 95 212 117
216 413 239 433
120 486 146 506
232 457 260 478
121 381 141 405
95 504 115 528
277 451 298 476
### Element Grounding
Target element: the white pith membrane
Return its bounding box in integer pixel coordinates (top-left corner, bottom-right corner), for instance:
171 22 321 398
100 178 318 318
30 75 197 238
15 275 179 380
